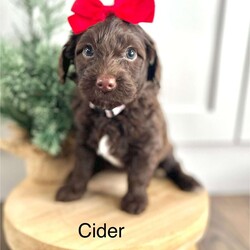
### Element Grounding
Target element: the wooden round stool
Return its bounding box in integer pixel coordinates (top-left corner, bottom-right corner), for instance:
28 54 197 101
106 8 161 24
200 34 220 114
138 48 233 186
1 128 209 249
3 171 209 250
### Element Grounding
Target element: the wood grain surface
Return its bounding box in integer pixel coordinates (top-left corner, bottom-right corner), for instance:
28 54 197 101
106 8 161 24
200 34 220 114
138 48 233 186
198 195 249 250
2 195 249 250
3 171 208 250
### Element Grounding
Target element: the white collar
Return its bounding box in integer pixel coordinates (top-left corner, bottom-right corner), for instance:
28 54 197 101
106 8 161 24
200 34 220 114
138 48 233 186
89 102 126 118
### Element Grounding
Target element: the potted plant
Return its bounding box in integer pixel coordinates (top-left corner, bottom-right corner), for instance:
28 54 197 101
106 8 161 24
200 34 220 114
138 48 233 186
0 0 75 183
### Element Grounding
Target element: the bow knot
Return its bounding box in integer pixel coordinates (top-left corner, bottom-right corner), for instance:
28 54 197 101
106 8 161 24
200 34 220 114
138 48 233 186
68 0 155 34
103 5 115 16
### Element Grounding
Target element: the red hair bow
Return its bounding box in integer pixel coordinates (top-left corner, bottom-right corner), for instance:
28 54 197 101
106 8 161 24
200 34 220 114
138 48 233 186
68 0 155 34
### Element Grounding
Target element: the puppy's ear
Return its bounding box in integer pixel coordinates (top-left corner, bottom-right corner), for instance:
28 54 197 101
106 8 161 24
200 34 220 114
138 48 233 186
58 34 78 83
144 33 161 86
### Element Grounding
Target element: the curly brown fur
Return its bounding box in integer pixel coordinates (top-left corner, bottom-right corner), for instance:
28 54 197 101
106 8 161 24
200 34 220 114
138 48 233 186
56 16 201 214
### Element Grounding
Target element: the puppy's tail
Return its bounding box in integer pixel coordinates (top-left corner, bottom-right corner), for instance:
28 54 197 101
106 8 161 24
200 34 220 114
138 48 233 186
159 154 202 192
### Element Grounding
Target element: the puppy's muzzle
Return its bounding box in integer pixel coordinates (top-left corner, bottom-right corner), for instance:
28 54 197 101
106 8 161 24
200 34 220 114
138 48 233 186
96 75 117 93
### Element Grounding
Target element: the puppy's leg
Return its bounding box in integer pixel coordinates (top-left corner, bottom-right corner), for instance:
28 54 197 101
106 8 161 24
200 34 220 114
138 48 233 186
121 155 155 214
160 154 201 191
56 144 96 201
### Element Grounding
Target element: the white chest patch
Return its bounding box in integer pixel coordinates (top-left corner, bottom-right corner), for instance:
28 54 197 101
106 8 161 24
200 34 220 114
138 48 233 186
97 135 123 168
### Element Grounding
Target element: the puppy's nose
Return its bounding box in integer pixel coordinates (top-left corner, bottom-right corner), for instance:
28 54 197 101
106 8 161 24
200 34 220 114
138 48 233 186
96 75 117 92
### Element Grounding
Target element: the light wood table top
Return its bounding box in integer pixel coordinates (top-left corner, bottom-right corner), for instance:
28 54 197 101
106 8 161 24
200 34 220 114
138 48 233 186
3 171 209 250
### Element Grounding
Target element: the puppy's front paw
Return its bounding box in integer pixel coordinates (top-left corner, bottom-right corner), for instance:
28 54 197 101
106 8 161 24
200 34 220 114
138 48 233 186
55 185 84 202
121 193 148 214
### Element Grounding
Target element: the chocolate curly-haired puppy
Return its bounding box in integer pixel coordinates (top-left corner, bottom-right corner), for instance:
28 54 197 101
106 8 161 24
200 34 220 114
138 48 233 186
56 15 201 214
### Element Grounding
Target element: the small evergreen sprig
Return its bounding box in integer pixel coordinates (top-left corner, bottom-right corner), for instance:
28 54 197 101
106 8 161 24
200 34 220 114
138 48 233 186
0 0 75 155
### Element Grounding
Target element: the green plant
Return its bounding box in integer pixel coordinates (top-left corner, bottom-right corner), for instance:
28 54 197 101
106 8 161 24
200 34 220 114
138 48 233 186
0 0 75 155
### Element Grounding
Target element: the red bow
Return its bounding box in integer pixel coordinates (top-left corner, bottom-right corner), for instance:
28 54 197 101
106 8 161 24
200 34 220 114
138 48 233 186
68 0 155 34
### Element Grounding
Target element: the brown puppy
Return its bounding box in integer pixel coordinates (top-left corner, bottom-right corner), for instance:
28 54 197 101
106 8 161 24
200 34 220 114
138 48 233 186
56 15 200 214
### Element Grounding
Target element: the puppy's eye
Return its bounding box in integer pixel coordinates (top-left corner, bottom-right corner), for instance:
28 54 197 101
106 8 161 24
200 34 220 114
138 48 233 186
126 47 137 61
82 45 94 57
